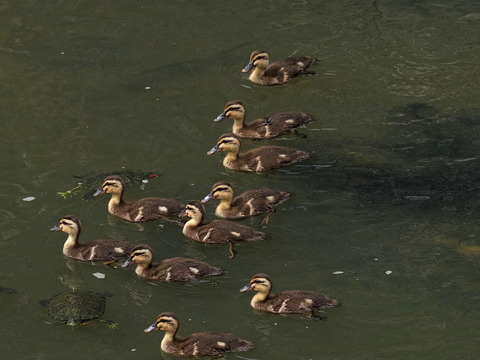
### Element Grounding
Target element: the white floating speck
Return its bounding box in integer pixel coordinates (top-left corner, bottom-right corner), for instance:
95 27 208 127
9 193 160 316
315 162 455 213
142 179 149 183
332 271 344 275
385 270 393 275
145 86 151 90
92 272 106 279
22 196 35 202
131 349 136 352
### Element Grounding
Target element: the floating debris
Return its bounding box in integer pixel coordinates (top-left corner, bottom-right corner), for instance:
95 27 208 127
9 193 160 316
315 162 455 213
92 272 106 279
22 196 35 202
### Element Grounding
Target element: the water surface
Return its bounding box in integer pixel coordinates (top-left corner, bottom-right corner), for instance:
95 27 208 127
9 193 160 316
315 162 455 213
1 1 479 359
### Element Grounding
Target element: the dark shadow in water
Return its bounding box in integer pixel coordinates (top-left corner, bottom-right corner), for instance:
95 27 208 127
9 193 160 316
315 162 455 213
308 104 480 210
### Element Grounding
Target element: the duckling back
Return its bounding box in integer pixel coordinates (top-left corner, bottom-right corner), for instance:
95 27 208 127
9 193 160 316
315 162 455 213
259 290 339 314
172 332 254 358
232 145 310 172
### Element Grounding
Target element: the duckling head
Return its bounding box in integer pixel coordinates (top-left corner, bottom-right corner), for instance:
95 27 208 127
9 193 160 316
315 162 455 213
242 51 269 73
144 312 179 333
50 215 81 236
207 133 241 155
201 181 234 203
214 100 245 122
240 273 272 294
181 200 206 220
122 244 154 268
93 175 125 197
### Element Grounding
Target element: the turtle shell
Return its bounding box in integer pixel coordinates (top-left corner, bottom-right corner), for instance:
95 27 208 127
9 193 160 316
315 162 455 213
40 290 112 326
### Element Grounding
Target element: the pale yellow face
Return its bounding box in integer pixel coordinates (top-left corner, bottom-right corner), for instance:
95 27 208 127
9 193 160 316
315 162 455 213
128 248 153 265
184 204 201 218
216 136 240 153
57 218 78 234
224 103 245 120
211 184 234 200
250 52 269 69
155 315 178 332
101 179 122 194
249 276 271 293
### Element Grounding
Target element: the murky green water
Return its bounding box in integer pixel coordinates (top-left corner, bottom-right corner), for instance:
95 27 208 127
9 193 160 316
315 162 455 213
1 0 480 359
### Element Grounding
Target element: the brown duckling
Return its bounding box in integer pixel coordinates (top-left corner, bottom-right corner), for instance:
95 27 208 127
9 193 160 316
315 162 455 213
242 50 318 85
207 133 310 173
122 244 223 282
50 215 134 263
201 181 291 224
144 312 254 358
94 175 184 224
181 201 266 259
240 273 339 319
214 100 314 139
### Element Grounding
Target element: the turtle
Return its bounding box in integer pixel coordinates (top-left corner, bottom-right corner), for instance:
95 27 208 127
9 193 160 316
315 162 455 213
39 290 116 328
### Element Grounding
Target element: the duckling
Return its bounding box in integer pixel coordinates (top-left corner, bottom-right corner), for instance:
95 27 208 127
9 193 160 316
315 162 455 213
144 312 254 358
207 133 310 173
122 244 223 282
181 201 266 259
50 215 134 263
242 50 318 85
240 273 339 319
94 175 184 224
214 100 314 139
201 181 291 224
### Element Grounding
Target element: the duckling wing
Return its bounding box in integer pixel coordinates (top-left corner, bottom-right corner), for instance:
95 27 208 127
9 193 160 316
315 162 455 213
73 240 134 262
126 197 184 221
241 146 310 171
178 332 254 357
150 258 223 281
231 190 291 217
268 291 338 313
196 221 266 243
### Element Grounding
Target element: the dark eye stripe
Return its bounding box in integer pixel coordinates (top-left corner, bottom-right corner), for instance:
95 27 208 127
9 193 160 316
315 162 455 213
213 187 229 193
